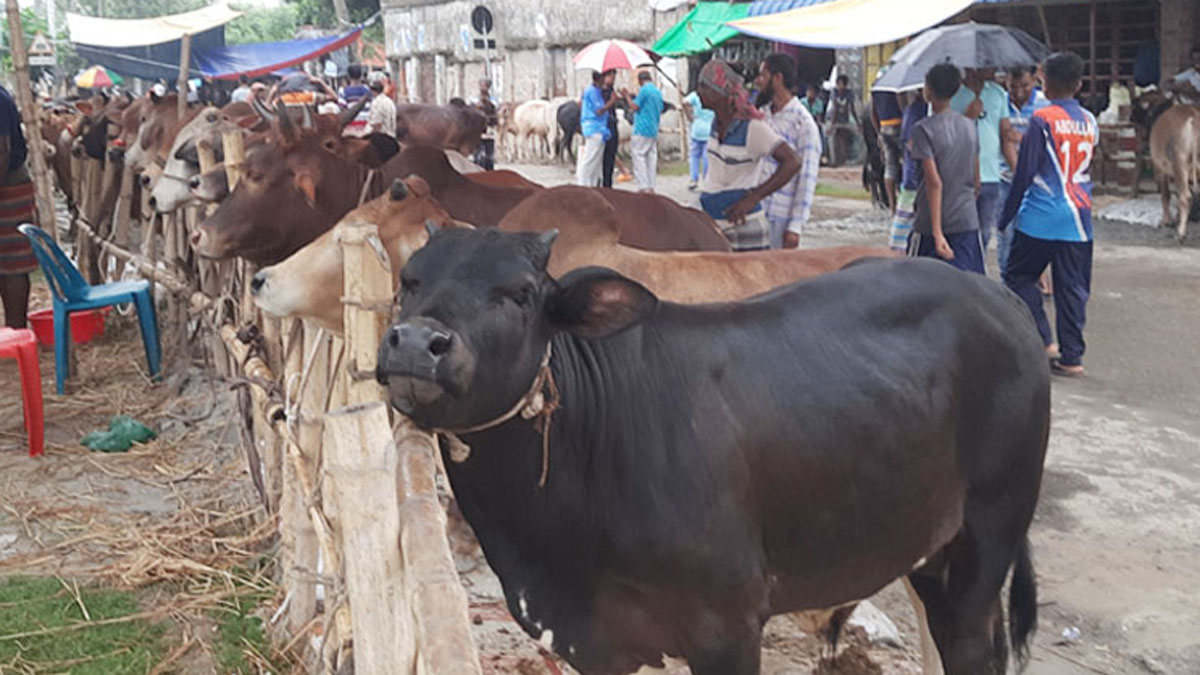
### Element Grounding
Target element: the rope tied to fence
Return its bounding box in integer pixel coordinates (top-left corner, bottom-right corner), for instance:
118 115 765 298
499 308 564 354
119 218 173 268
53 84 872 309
434 342 558 487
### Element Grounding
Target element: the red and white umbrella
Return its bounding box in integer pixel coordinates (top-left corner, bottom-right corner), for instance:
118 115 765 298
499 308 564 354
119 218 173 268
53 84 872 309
572 39 654 72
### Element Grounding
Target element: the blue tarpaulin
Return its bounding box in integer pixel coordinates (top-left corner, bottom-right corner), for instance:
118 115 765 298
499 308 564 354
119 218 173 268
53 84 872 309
191 28 364 80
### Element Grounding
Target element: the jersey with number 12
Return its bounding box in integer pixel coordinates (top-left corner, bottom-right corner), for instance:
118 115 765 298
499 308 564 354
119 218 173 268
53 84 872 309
1009 99 1099 242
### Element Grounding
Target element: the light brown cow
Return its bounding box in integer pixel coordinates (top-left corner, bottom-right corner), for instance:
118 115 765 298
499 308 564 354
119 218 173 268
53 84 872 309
1148 104 1200 240
252 181 893 332
500 186 897 302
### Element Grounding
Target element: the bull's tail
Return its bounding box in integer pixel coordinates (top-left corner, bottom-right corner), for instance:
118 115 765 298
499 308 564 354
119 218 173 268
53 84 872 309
1008 537 1037 671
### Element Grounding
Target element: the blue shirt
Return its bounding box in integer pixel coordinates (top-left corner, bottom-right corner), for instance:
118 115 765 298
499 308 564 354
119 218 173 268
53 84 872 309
950 81 1010 184
580 85 611 141
632 82 663 138
341 83 372 103
684 91 714 141
899 98 928 191
0 86 27 173
1001 89 1049 181
1001 99 1098 243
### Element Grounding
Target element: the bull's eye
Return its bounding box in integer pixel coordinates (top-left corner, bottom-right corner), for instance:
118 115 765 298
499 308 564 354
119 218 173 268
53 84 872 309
323 139 337 151
206 113 219 123
512 286 534 308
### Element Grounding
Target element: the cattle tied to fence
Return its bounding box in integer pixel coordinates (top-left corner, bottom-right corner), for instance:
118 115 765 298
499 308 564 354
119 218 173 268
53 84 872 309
250 181 895 332
191 104 400 266
376 227 1049 675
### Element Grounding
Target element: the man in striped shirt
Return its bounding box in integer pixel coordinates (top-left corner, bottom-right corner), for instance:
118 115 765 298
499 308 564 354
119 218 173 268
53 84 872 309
755 54 821 249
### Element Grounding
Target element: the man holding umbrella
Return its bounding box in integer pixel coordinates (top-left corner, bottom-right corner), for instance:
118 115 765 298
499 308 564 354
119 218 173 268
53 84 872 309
577 69 621 187
951 68 1017 253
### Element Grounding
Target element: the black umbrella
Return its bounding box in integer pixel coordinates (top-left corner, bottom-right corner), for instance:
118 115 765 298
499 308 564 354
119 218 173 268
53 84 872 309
872 22 1051 93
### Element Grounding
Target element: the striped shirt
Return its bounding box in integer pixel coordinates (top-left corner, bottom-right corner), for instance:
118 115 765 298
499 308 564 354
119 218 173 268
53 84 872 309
699 117 783 251
758 96 821 237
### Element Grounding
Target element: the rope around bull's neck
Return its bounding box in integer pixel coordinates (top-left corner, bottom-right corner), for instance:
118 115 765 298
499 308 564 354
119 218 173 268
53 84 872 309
434 341 558 487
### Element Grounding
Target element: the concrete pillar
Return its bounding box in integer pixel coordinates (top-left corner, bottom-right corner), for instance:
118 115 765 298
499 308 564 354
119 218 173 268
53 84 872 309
538 43 548 100
406 58 420 103
1160 0 1195 81
435 53 446 104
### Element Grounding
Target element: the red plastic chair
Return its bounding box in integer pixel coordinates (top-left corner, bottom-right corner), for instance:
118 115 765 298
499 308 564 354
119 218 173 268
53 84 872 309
0 328 44 457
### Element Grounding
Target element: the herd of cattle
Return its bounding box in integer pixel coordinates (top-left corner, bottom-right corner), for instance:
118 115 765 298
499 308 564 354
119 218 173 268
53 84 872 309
494 96 681 163
34 89 1055 674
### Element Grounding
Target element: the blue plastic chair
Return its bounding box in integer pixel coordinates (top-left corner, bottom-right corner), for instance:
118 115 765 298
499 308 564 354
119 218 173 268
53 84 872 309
18 224 161 394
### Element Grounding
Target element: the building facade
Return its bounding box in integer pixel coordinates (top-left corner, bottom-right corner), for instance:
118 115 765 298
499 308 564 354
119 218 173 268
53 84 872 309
382 0 690 104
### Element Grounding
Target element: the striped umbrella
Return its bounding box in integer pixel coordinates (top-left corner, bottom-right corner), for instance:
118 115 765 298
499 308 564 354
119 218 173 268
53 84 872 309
75 65 124 89
572 39 654 72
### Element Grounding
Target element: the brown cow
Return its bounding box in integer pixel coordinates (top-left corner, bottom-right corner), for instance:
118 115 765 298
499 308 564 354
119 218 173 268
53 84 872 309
395 103 487 156
191 107 400 265
503 186 897 301
252 180 891 332
123 92 201 171
1147 104 1200 240
464 170 542 189
387 146 730 252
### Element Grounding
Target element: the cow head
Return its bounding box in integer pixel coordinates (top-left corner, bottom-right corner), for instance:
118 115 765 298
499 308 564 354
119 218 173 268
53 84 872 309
251 175 461 332
376 228 657 430
149 102 261 213
71 93 128 160
1131 89 1173 131
191 103 398 266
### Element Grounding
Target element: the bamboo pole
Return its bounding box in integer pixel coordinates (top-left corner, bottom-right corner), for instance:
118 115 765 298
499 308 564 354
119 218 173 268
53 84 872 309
112 164 135 280
324 402 416 675
395 417 483 675
75 217 188 294
177 33 192 121
4 0 58 240
339 224 391 406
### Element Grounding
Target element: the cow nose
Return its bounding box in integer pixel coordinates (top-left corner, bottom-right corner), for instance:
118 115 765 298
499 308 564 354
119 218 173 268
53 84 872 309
190 230 202 247
385 322 455 369
139 174 152 188
250 271 266 295
188 175 201 190
147 195 158 210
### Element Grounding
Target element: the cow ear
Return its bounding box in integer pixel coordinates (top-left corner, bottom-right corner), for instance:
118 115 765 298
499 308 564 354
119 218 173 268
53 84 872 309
345 133 400 168
546 267 658 339
295 172 317 207
174 138 199 164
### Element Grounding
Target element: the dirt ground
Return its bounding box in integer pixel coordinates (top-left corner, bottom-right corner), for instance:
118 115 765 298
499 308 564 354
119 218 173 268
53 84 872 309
3 162 1199 674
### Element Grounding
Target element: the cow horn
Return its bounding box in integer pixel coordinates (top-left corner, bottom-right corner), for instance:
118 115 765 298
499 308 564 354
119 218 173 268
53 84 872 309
275 101 296 141
425 219 440 238
389 179 409 201
301 104 314 129
250 96 276 122
339 98 368 129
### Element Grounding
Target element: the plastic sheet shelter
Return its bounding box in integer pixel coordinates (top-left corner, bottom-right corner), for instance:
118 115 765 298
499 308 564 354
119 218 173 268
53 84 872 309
191 28 365 80
652 2 751 57
728 0 976 49
67 6 241 82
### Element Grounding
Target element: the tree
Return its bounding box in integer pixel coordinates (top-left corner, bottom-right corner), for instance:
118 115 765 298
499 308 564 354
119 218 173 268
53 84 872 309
68 0 207 20
288 0 379 28
225 4 302 46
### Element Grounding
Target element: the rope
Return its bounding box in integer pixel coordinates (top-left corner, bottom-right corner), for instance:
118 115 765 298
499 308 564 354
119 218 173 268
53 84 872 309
434 342 559 488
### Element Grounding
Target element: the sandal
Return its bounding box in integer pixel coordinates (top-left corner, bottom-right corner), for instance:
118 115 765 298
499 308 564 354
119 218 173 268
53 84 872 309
1050 359 1085 377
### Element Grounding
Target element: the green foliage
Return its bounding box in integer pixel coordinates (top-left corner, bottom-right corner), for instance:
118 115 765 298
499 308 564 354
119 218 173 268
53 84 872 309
67 0 208 20
0 576 169 674
226 4 302 46
287 0 380 28
211 591 274 673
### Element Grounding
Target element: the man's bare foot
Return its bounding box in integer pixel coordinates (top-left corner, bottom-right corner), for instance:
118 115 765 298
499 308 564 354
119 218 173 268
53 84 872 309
1050 359 1085 377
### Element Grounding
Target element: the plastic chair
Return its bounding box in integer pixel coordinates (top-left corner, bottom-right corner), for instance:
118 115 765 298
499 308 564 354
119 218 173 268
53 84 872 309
0 328 44 457
17 224 161 394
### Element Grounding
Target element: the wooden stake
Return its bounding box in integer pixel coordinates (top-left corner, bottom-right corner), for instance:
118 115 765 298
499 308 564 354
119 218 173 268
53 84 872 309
395 418 483 674
339 224 392 406
4 0 58 240
324 402 416 675
177 33 192 121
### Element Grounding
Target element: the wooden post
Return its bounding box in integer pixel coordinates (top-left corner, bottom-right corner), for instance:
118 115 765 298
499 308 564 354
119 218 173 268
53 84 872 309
395 418 483 674
324 402 416 675
340 224 392 406
5 0 58 239
177 33 192 121
112 165 135 279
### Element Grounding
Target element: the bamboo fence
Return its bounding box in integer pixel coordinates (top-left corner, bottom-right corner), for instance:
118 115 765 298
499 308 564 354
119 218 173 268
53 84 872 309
49 123 481 675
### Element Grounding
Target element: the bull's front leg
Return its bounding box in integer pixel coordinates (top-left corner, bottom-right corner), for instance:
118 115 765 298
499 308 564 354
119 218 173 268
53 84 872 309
1157 175 1172 229
1177 170 1191 242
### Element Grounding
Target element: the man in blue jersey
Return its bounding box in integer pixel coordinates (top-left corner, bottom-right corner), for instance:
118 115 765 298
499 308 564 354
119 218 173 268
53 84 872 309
577 69 620 187
1001 52 1098 377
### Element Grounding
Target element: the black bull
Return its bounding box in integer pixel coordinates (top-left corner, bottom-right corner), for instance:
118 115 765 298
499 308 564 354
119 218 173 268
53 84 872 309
377 229 1049 675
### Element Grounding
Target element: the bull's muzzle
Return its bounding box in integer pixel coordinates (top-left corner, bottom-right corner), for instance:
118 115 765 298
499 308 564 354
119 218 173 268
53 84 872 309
376 320 454 386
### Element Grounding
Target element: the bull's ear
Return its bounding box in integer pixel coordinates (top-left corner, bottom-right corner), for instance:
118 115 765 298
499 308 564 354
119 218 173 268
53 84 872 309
174 138 199 164
295 172 317 207
344 133 400 168
546 267 657 339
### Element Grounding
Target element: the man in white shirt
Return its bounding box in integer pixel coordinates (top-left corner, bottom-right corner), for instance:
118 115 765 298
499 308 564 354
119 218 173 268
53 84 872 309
1166 48 1200 104
367 73 396 138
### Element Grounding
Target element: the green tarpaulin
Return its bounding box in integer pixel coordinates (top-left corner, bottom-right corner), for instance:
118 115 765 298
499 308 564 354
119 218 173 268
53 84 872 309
653 2 751 56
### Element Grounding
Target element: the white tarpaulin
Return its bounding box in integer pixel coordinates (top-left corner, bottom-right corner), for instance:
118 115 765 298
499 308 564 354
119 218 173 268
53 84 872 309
727 0 975 49
66 5 242 48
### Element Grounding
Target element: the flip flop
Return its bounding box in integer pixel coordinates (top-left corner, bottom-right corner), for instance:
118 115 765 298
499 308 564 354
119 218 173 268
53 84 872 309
1050 359 1085 377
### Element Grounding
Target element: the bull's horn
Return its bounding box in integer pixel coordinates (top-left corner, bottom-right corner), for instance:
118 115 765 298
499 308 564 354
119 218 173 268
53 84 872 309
301 104 314 129
250 96 276 122
275 101 296 141
339 98 368 129
389 178 409 201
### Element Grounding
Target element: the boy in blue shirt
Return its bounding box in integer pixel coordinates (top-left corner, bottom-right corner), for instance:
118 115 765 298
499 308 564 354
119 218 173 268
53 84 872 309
625 71 663 192
1001 52 1097 376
